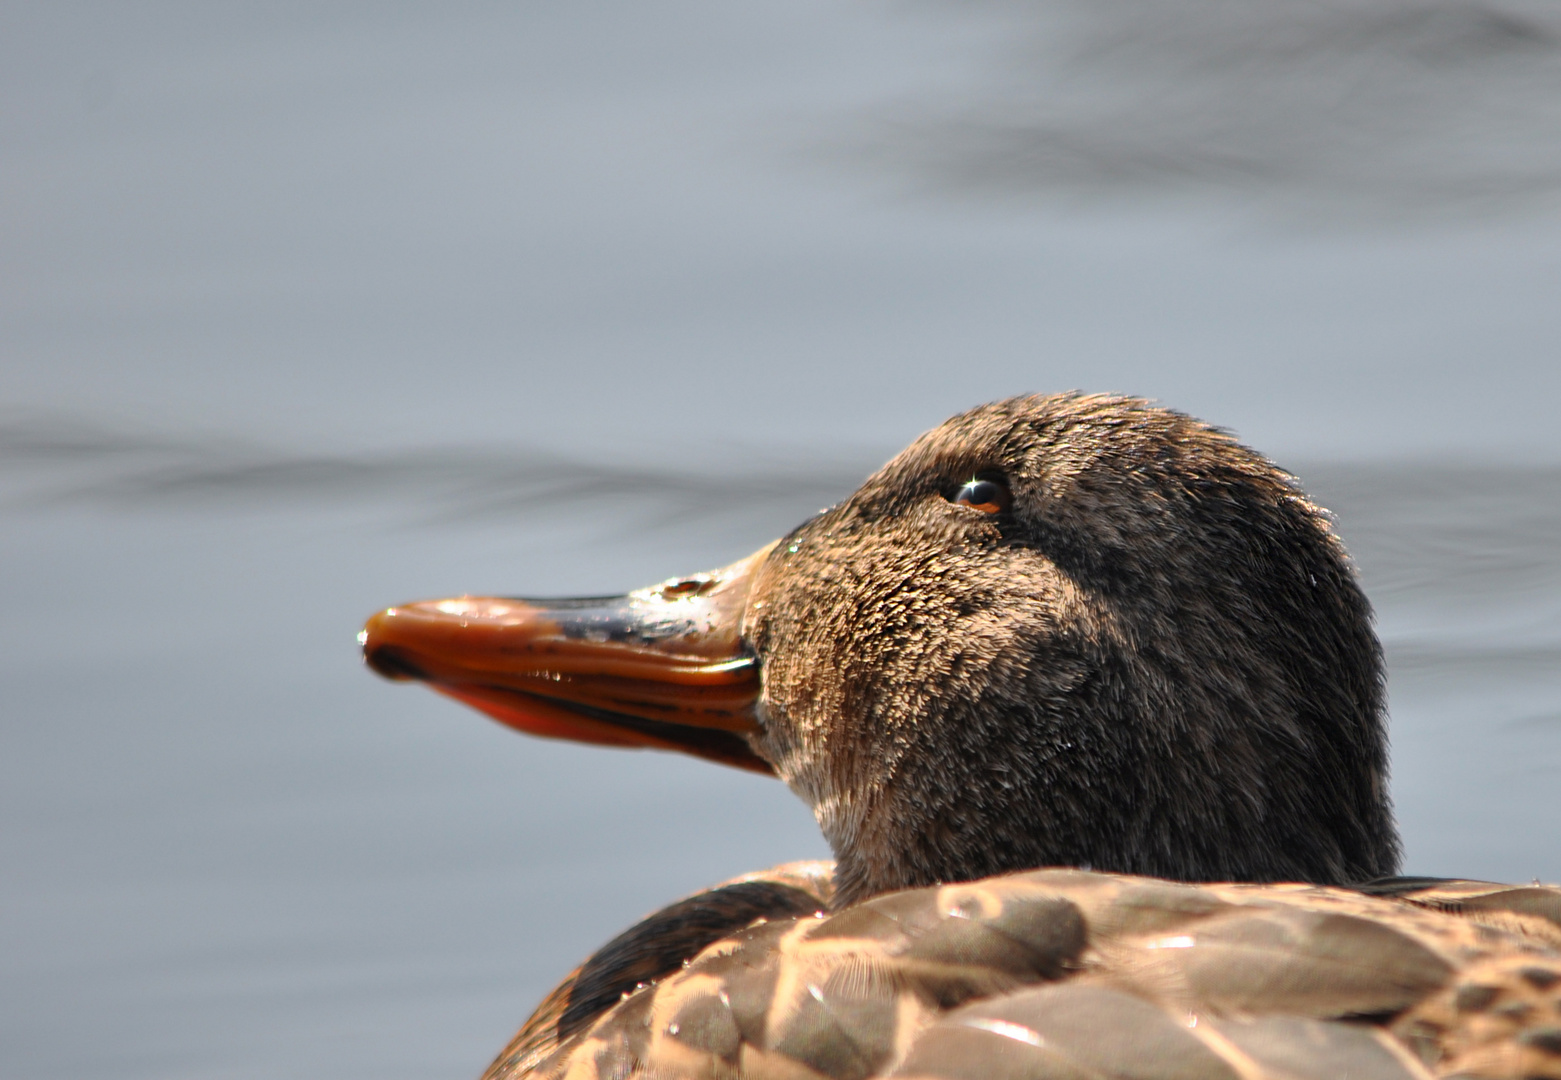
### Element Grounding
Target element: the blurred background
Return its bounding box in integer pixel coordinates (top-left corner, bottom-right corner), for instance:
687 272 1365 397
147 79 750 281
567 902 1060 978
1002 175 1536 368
3 2 1559 1077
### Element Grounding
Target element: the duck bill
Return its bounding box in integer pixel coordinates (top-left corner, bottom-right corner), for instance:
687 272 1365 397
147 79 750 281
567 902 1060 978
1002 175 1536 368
360 543 777 775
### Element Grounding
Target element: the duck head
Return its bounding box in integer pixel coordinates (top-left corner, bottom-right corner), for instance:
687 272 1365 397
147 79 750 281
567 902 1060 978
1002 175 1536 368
361 394 1399 907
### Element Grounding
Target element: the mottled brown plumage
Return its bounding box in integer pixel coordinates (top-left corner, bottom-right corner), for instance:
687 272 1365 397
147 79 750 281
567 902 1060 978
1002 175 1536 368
503 869 1561 1080
361 395 1560 1080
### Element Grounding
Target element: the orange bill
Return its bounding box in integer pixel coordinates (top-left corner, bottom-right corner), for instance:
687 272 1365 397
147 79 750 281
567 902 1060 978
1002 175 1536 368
360 543 777 775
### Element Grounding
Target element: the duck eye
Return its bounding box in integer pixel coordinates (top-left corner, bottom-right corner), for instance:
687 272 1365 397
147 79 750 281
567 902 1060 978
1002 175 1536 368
953 477 1011 514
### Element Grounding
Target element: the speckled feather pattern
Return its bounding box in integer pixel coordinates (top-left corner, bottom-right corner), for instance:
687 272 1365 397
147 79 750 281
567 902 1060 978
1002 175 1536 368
493 865 1561 1080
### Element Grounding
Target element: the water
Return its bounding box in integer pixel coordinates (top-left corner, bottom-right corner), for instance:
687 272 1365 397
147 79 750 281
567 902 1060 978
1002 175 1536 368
3 4 1559 1078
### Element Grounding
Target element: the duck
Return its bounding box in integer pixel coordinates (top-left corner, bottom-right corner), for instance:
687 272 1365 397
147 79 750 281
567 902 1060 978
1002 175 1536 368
360 393 1561 1080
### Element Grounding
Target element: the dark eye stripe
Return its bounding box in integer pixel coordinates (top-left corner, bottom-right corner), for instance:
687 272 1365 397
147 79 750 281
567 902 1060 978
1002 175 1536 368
954 478 1011 514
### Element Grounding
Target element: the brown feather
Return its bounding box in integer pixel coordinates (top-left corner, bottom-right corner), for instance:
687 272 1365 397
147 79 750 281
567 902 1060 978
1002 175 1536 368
512 869 1561 1080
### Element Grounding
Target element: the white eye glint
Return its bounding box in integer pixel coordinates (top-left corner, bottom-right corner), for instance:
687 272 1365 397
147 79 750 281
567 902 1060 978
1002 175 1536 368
953 477 1011 514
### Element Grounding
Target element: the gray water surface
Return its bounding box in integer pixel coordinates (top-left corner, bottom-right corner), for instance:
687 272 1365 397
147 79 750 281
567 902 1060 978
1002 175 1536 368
4 4 1559 1078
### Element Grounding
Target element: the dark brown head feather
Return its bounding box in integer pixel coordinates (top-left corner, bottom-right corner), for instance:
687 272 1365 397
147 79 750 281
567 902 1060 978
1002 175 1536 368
742 393 1398 906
